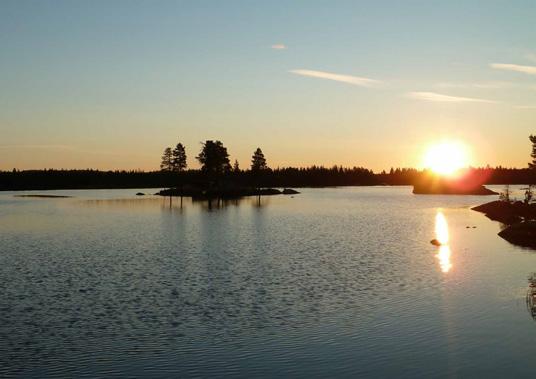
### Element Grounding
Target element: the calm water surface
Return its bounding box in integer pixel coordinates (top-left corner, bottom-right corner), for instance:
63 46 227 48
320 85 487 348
1 186 536 378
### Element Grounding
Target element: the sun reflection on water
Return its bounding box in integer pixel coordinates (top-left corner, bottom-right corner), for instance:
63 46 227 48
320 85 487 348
437 245 452 273
435 211 452 273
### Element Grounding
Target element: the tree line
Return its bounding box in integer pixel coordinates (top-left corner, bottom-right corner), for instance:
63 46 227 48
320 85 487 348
2 165 535 191
1 136 535 191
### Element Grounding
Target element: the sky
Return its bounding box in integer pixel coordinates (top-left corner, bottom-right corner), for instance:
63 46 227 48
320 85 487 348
1 0 536 172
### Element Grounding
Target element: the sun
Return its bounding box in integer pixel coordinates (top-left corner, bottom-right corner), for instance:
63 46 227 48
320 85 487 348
423 141 469 176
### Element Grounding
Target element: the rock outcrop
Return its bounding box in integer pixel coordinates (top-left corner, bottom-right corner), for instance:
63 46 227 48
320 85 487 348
498 221 536 248
473 200 536 249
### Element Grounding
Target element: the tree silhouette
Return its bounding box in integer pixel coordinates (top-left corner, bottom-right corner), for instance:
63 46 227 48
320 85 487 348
171 143 187 172
530 135 536 169
233 159 240 173
196 140 231 176
251 148 267 172
160 147 173 171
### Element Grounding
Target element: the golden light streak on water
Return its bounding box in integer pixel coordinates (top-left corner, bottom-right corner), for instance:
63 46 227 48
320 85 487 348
435 212 449 245
435 211 452 273
437 245 452 273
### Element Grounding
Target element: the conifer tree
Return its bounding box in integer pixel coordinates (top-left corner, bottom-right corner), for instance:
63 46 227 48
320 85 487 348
160 147 173 171
171 143 187 172
233 159 240 172
196 140 231 175
251 148 267 172
529 135 536 169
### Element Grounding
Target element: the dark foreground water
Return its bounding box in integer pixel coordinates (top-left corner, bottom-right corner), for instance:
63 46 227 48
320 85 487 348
1 186 536 378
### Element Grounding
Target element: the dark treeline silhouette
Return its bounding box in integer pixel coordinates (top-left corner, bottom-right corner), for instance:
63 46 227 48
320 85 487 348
0 169 178 191
2 135 535 191
467 166 536 184
0 166 376 191
1 165 535 191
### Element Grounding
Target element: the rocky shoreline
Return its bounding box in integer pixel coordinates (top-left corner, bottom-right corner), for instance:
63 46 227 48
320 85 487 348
472 200 536 248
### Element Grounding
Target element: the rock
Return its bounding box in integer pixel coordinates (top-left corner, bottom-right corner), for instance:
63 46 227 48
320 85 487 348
258 188 282 195
430 239 442 246
472 200 527 225
282 188 300 195
136 192 145 196
498 221 536 248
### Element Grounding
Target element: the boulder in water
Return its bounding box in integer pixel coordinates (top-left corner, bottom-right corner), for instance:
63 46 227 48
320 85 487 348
498 221 536 248
430 239 442 246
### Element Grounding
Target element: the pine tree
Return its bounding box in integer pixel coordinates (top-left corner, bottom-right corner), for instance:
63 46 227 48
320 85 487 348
233 159 240 172
251 148 267 172
171 143 187 172
529 135 536 169
196 140 231 175
160 147 173 171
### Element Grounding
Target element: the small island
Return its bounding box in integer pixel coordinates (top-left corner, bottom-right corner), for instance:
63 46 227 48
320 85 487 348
13 194 73 198
155 142 301 200
157 186 299 199
413 170 498 195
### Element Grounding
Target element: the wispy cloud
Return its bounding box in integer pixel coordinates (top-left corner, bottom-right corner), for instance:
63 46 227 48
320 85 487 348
436 81 512 89
289 69 382 88
271 44 287 50
514 105 536 109
490 63 536 75
407 91 496 103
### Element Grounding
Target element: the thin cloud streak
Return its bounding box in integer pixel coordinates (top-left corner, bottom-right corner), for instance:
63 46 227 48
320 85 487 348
436 81 513 89
515 105 536 109
407 92 496 103
271 44 287 49
290 69 382 88
490 63 536 75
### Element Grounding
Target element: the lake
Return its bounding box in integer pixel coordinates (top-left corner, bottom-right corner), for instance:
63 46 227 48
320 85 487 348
1 186 535 378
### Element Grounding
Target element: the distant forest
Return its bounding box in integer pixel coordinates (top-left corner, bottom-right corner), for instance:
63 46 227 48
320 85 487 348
1 137 535 191
1 166 535 191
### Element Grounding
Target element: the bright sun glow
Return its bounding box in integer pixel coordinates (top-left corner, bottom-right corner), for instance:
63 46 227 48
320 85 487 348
423 141 469 176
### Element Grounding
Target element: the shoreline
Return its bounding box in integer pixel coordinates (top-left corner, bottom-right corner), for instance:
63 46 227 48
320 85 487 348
1 183 532 193
473 200 536 249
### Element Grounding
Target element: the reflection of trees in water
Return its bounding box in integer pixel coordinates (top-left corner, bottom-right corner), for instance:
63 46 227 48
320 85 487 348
80 195 270 212
192 196 270 211
527 273 536 320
